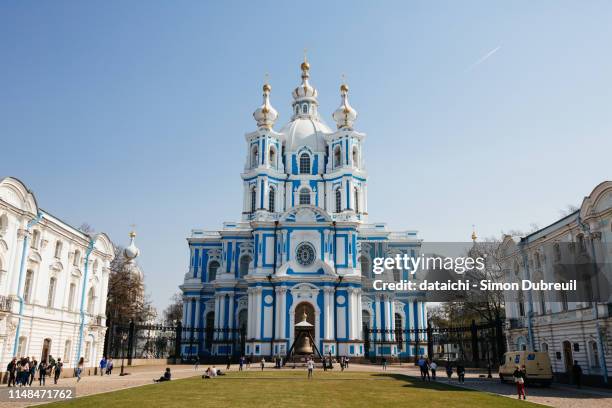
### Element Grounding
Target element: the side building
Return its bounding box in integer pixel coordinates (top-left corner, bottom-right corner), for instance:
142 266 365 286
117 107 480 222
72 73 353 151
500 181 611 386
0 177 114 371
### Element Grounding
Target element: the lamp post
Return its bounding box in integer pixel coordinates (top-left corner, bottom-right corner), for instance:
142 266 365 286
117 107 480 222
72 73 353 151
333 275 343 359
120 332 128 376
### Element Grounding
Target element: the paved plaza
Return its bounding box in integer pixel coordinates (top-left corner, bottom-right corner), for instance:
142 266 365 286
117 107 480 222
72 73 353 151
0 363 610 407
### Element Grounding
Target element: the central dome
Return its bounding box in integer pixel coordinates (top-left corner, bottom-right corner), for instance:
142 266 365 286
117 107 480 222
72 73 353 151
280 117 332 152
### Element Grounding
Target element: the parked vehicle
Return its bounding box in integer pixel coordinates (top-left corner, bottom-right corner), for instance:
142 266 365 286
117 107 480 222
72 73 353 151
499 351 552 386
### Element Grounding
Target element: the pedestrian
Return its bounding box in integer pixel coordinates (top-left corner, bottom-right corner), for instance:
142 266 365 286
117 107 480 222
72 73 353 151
226 356 231 371
445 362 453 382
456 363 465 383
239 356 244 371
29 358 37 386
53 358 63 384
572 360 582 389
193 356 199 370
6 357 17 387
322 357 327 372
430 360 437 380
423 359 431 381
99 356 107 376
247 355 252 370
260 357 265 371
76 357 84 382
307 358 314 379
381 357 387 371
345 357 349 369
38 360 47 386
106 358 113 375
513 365 526 400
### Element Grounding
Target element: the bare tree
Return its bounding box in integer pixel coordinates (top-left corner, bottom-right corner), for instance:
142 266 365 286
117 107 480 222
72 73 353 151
163 292 183 325
78 222 95 235
105 245 156 324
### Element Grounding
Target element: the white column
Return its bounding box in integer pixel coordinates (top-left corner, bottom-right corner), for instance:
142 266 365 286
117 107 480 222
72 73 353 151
247 288 254 339
254 287 262 340
347 288 354 340
374 295 381 341
214 294 221 340
194 299 201 329
357 291 363 340
323 287 333 339
228 293 235 329
390 299 396 342
279 288 287 339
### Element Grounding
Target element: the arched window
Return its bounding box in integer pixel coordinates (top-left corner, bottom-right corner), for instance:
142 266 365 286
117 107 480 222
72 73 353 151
74 250 81 266
553 243 561 261
239 255 251 278
354 188 360 213
518 290 525 317
541 342 548 352
299 153 311 174
534 252 541 269
92 260 98 274
208 261 220 282
86 287 95 314
589 341 600 368
352 146 359 167
54 241 62 258
31 230 40 249
269 186 276 212
269 146 277 169
393 268 401 282
295 105 299 115
47 277 57 308
63 340 72 363
335 188 342 212
17 336 27 357
299 188 311 205
250 187 256 213
23 270 34 303
251 145 259 168
359 256 370 277
302 104 308 114
68 283 76 311
0 213 7 235
559 287 568 311
333 145 342 168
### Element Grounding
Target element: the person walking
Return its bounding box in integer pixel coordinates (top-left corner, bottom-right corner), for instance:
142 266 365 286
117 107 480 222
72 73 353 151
572 360 583 389
106 358 114 375
6 357 17 387
445 362 453 382
417 356 426 380
430 360 437 380
29 358 37 386
307 358 314 379
456 363 465 383
226 356 231 371
239 356 244 371
423 359 431 381
76 357 84 382
513 365 526 400
53 358 63 385
381 357 387 371
260 358 265 372
99 356 107 376
38 360 47 386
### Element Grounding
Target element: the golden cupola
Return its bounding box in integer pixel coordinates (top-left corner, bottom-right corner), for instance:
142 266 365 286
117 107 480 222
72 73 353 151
253 82 278 129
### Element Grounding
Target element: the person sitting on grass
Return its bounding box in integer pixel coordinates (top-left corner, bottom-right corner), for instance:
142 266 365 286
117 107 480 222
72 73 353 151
203 366 217 379
154 367 171 383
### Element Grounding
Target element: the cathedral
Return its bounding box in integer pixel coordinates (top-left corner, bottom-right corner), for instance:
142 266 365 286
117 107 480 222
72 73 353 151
180 59 427 360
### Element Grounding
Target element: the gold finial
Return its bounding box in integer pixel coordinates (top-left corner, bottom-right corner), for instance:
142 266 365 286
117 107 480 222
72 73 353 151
302 311 308 322
301 48 310 72
263 73 271 92
129 224 137 239
471 224 477 242
340 73 349 93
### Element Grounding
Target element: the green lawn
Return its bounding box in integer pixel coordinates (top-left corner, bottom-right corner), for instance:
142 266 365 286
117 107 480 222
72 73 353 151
45 370 540 408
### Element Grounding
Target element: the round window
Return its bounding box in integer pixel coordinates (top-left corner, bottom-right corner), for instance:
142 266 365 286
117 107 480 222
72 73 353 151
295 242 316 266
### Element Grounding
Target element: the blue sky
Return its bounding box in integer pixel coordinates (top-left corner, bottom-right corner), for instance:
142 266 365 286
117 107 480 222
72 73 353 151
1 1 610 313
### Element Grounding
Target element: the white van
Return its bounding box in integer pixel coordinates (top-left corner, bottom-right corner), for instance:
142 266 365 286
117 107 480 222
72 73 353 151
499 351 553 386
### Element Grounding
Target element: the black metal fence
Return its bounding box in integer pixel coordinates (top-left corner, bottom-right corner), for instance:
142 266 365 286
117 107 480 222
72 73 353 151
104 319 505 367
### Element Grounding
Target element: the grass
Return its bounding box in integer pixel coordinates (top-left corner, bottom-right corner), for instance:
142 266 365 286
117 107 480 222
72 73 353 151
44 370 541 408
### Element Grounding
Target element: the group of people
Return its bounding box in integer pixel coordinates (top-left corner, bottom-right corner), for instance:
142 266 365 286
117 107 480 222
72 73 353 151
98 357 115 376
416 356 440 381
6 356 63 387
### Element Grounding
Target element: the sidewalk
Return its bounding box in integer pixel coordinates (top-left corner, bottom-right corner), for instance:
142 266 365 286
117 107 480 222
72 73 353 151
374 363 612 408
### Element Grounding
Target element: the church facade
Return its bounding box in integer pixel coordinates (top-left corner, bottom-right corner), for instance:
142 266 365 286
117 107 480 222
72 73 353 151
180 60 426 359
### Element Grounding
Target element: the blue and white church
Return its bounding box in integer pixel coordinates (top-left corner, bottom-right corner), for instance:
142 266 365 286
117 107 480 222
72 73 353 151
180 59 427 360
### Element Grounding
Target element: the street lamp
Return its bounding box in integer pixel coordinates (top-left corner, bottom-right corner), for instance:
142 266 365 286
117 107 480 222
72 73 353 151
120 332 128 376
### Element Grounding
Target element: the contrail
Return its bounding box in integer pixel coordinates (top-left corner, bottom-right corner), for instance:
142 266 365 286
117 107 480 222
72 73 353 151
466 45 501 72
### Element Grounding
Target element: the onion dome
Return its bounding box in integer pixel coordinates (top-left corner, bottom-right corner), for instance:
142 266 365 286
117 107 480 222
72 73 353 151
292 59 318 102
332 82 358 129
253 82 278 129
123 230 140 263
